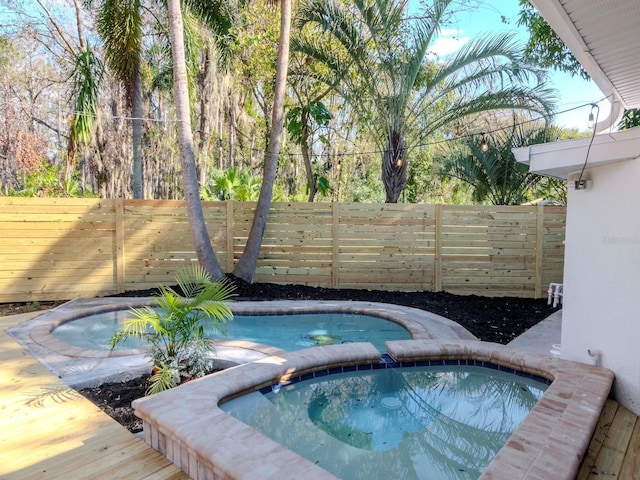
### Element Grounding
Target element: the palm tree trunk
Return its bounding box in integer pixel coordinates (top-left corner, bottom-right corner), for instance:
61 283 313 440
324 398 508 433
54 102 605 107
382 130 408 203
233 0 292 282
167 0 225 280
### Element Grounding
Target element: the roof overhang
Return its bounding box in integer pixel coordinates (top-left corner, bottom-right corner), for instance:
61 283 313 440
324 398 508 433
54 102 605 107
529 0 640 129
513 126 640 179
515 0 640 176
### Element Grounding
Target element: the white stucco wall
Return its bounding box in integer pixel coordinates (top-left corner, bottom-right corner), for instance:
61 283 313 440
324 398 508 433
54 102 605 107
561 158 640 414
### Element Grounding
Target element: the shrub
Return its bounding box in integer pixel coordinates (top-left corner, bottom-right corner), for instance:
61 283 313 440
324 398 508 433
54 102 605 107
110 265 235 394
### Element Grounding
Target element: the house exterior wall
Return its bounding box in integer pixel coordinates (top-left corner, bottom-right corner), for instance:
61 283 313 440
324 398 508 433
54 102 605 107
561 157 640 415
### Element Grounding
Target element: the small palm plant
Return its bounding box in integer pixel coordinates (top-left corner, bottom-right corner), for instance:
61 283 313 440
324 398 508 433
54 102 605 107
110 265 235 394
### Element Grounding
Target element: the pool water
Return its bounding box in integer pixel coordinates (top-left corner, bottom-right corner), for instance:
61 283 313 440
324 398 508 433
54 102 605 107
52 310 411 352
220 365 547 480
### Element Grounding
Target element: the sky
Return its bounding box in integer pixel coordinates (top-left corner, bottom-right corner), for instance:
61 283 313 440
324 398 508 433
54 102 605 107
416 0 608 131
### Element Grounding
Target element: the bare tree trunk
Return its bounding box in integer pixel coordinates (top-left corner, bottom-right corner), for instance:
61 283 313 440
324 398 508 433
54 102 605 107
299 108 316 201
167 0 225 280
227 90 234 168
132 71 143 199
217 110 224 170
233 0 292 282
197 43 215 185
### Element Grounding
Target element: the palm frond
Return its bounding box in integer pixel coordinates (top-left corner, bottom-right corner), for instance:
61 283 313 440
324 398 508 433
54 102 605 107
97 0 142 104
440 119 554 205
174 263 212 298
69 46 104 146
403 0 450 92
108 306 158 349
146 364 180 395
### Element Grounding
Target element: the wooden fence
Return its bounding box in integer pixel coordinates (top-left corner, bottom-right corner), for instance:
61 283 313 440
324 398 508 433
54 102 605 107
0 197 565 302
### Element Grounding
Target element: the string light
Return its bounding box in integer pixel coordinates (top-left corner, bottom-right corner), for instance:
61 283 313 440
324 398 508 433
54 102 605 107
575 103 600 190
480 133 489 152
58 99 609 159
587 104 597 129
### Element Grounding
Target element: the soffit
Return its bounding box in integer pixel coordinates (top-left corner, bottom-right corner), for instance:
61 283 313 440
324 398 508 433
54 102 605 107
513 126 640 179
530 0 640 109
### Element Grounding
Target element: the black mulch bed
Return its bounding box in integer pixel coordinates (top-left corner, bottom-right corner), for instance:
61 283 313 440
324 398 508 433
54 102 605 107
80 276 560 433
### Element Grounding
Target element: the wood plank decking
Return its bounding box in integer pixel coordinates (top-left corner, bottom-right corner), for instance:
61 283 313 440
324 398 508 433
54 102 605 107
1 310 638 480
0 311 187 480
577 399 640 479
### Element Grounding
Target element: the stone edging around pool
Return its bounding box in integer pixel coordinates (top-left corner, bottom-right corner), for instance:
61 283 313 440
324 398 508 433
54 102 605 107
7 298 476 388
133 340 614 480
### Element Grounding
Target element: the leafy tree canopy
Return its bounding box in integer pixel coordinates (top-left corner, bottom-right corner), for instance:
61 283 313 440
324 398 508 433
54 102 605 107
516 0 588 80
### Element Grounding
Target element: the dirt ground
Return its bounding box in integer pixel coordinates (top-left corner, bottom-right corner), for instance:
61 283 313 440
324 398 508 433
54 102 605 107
3 277 560 433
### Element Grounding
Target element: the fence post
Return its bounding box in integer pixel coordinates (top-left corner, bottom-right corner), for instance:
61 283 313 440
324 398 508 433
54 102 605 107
534 205 545 299
226 201 234 272
115 198 125 293
434 204 443 291
331 202 339 288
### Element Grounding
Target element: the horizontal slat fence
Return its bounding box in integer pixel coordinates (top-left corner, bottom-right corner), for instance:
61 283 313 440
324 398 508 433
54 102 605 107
0 198 565 302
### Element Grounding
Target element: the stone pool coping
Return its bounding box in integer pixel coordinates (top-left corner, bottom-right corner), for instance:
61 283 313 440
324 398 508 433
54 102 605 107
7 298 476 388
133 340 614 480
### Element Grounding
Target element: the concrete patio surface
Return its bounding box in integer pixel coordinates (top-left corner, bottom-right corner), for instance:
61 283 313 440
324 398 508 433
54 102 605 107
507 309 562 355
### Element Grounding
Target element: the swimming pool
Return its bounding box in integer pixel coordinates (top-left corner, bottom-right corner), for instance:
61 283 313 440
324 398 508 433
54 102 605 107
220 363 548 479
11 298 475 387
51 310 412 353
132 340 614 480
7 298 614 478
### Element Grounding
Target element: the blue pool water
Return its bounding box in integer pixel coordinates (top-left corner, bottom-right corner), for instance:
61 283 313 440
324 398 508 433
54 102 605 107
220 365 547 480
52 310 411 352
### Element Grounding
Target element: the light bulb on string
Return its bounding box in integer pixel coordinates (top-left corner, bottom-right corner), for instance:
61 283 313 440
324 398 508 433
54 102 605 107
587 103 599 130
480 134 489 153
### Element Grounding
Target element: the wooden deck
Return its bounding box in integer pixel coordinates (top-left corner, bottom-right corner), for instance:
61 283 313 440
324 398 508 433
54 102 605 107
1 310 638 480
0 311 188 480
577 398 640 479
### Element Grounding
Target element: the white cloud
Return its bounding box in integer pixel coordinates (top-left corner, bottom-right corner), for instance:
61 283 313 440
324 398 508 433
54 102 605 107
429 35 470 57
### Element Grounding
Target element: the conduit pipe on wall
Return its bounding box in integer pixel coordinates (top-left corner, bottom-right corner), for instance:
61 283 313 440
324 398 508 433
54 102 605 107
587 349 601 367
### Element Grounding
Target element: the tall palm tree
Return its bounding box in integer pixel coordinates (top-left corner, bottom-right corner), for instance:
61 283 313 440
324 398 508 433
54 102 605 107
295 0 556 202
233 0 293 282
440 122 561 205
96 0 144 198
166 0 226 280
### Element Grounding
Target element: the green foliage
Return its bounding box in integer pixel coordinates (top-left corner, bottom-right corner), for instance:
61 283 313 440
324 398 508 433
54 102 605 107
517 0 588 80
0 36 15 69
229 0 281 109
9 162 87 197
618 108 640 130
405 147 472 204
535 177 567 206
184 0 245 67
69 47 104 146
144 43 173 92
315 174 331 197
109 265 236 394
97 0 143 103
285 101 333 145
202 167 262 201
441 122 561 205
295 0 556 202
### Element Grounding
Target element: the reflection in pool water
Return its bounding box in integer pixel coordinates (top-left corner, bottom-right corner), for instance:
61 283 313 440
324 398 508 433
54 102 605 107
220 365 547 480
52 310 411 352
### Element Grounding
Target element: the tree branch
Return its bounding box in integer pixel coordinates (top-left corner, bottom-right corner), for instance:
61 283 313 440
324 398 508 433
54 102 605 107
32 116 67 138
